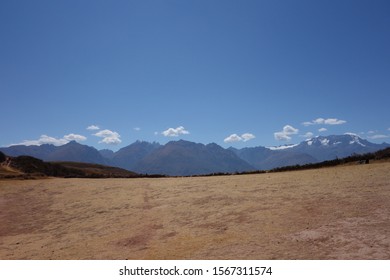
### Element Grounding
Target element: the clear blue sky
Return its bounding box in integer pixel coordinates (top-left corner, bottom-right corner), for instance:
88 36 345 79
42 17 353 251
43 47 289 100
1 0 389 150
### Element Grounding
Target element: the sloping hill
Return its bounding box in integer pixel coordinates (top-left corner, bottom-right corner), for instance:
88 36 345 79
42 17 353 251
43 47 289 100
56 162 138 178
0 153 138 179
3 155 85 178
0 152 23 178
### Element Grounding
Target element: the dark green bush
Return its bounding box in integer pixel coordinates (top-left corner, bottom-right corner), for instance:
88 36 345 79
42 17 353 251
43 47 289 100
0 151 6 163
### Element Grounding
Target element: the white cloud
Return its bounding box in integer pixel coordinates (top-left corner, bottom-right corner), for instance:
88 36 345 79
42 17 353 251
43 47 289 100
87 125 100 130
301 132 314 139
303 118 346 126
162 126 190 137
274 133 291 141
224 133 256 143
324 118 346 125
344 132 359 137
224 134 242 143
241 133 255 142
12 133 87 146
318 127 327 132
274 125 299 141
94 129 121 145
268 143 299 150
284 125 299 134
64 133 87 142
14 135 68 146
368 134 389 140
134 127 141 131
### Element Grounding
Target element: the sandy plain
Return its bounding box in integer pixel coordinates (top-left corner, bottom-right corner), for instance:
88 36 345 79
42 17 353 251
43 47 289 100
0 161 389 259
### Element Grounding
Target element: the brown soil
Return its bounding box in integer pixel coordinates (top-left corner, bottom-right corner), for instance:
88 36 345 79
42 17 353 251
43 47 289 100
0 161 389 259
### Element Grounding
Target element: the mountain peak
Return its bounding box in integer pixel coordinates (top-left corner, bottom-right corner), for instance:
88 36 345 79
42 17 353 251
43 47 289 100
303 134 369 148
64 140 80 146
206 142 221 149
166 139 201 148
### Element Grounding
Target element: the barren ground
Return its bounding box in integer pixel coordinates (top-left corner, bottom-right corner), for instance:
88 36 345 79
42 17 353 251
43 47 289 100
1 161 389 259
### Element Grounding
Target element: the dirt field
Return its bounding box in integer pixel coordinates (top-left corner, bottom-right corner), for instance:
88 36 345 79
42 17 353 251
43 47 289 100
1 161 389 259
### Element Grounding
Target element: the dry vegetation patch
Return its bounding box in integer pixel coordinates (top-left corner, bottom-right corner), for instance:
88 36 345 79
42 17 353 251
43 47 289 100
0 161 389 259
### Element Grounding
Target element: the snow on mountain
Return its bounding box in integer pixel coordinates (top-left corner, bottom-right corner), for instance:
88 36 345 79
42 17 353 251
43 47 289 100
320 138 329 146
303 134 367 147
294 134 389 162
345 133 366 147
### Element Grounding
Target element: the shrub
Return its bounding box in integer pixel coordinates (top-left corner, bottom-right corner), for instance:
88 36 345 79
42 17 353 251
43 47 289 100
0 151 6 163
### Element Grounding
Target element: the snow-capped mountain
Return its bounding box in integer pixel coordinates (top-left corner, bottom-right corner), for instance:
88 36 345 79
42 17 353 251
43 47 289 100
230 134 389 170
291 134 389 162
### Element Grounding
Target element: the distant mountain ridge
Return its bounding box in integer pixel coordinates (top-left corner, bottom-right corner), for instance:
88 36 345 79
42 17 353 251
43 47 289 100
229 134 389 170
132 140 254 176
1 135 389 176
229 146 317 170
0 152 138 179
293 134 385 161
1 141 108 165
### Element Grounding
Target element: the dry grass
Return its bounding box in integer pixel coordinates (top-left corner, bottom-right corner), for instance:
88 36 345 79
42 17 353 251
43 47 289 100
0 165 23 177
0 161 389 259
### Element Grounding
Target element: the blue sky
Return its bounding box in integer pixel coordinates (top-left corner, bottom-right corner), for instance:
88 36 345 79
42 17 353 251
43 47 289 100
1 0 389 151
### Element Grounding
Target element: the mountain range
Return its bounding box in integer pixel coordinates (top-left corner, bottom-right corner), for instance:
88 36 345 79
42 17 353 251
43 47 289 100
1 134 389 176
